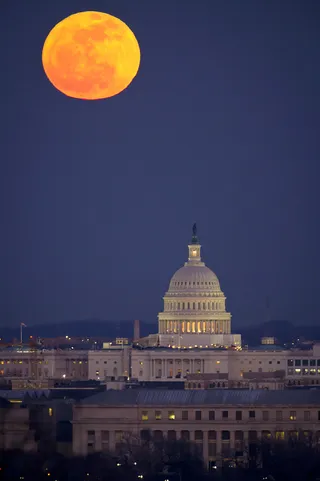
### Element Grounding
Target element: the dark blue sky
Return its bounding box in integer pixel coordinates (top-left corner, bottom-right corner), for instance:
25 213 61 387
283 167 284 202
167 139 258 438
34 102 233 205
1 0 319 328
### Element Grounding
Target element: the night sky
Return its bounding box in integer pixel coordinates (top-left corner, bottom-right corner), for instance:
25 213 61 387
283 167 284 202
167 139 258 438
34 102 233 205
1 0 320 328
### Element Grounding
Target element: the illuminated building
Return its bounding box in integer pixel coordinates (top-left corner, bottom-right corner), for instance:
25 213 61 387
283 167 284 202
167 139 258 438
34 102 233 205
141 225 241 349
73 389 320 468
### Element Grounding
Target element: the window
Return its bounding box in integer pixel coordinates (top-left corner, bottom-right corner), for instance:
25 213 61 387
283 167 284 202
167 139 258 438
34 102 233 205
195 410 202 421
249 411 255 419
168 411 175 420
304 411 311 421
48 407 53 417
276 411 283 421
236 411 242 421
295 360 301 366
287 359 293 367
302 360 308 366
222 411 228 419
209 410 215 421
141 411 148 421
310 360 316 366
262 411 269 421
269 361 272 364
182 411 188 421
289 411 296 421
155 411 161 420
276 431 285 441
87 430 95 451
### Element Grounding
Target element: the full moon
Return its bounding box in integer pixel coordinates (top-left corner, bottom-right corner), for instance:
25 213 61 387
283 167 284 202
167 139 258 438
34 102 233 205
42 11 140 100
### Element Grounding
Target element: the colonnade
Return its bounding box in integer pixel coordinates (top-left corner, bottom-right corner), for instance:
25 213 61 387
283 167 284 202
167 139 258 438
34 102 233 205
158 319 231 334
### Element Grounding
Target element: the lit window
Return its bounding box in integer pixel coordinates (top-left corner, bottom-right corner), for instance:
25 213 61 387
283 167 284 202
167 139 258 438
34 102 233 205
289 411 296 421
48 408 53 417
155 411 161 420
141 411 148 421
276 431 285 441
168 411 175 420
216 361 220 364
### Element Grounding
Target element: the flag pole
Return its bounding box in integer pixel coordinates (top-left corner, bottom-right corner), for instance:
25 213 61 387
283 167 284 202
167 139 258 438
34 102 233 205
20 323 26 344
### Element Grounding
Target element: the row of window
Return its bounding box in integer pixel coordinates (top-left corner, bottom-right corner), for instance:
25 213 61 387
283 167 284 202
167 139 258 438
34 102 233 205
87 429 320 448
165 302 224 311
288 368 320 375
171 281 216 286
288 359 320 367
140 410 320 422
0 359 87 364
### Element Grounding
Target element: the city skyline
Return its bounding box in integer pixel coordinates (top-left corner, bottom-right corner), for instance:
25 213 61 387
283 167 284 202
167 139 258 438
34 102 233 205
1 0 319 326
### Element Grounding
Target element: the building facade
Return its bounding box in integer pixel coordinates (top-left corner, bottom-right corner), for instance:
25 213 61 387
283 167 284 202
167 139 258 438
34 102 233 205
0 349 88 381
72 389 320 468
1 344 320 389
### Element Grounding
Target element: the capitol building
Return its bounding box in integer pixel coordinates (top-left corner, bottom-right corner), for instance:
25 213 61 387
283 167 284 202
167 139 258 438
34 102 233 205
143 225 241 349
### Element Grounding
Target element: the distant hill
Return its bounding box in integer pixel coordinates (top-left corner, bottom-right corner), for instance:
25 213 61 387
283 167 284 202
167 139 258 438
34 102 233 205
240 320 320 346
0 319 157 342
0 319 320 346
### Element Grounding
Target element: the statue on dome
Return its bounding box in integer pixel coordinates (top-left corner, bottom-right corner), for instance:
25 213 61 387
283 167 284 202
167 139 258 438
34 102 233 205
191 223 198 244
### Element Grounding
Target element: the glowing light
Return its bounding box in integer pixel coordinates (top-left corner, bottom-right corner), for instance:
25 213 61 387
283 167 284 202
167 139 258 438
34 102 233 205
42 11 140 100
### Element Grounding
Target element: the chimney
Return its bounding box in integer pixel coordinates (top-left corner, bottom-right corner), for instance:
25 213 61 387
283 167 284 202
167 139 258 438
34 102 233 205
133 320 140 341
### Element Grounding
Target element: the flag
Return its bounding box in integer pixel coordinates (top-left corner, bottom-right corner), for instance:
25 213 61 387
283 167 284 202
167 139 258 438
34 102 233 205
20 322 27 327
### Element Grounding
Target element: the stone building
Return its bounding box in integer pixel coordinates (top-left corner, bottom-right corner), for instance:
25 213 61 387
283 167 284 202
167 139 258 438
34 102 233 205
72 389 320 469
0 348 88 381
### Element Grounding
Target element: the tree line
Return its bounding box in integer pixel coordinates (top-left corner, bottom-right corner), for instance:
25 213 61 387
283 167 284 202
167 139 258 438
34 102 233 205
1 434 320 481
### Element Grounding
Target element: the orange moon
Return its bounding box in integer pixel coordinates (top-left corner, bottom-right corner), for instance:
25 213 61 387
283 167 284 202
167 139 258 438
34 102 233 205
42 11 140 100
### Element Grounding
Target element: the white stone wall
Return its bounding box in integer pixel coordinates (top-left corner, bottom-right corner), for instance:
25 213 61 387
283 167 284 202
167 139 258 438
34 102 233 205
0 350 88 380
88 348 130 381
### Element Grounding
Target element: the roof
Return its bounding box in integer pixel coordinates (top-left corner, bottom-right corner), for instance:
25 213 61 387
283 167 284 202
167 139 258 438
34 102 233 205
243 370 285 380
0 389 50 401
249 345 285 351
186 373 228 380
79 389 320 407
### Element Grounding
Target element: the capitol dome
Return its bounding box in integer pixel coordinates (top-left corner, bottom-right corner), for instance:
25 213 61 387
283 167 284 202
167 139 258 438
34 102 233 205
168 265 221 294
158 225 232 338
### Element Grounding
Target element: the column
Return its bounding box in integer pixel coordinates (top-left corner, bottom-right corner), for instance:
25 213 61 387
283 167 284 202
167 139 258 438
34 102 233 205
203 431 209 467
216 430 222 461
95 430 102 451
72 425 83 455
109 431 115 451
230 430 235 452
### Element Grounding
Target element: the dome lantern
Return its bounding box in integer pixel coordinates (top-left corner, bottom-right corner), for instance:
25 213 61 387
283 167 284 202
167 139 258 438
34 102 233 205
188 223 202 264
